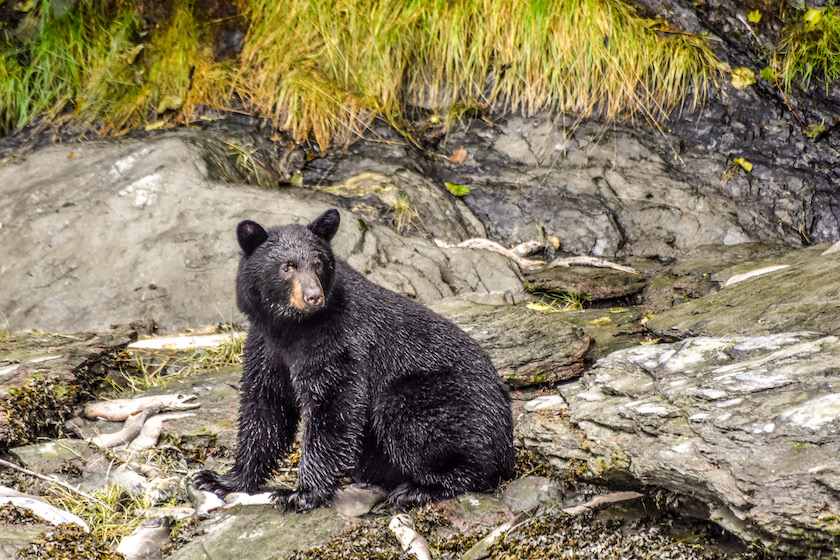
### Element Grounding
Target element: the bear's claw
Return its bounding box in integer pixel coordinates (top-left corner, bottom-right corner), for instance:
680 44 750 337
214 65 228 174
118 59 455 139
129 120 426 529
191 470 240 498
270 489 327 512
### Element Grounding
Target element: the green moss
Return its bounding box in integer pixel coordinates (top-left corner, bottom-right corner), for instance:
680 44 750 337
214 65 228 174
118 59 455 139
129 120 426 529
1 0 719 147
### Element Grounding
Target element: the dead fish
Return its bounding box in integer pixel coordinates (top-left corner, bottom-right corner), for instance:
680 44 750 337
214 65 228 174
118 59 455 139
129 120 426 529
333 483 387 517
110 463 148 496
84 393 199 421
548 255 639 275
724 264 790 287
116 516 172 560
186 477 225 518
0 487 89 531
434 238 545 269
144 505 194 521
128 462 164 479
389 514 431 560
128 412 195 451
222 492 274 508
88 408 157 448
560 490 644 515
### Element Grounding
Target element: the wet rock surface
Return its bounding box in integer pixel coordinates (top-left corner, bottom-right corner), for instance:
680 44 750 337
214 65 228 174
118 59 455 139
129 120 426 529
429 298 591 386
517 331 840 557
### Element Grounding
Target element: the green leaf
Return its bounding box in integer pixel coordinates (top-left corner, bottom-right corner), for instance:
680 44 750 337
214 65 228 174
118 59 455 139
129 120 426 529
749 9 761 23
760 66 775 81
804 8 823 27
731 67 757 90
805 122 826 139
445 182 470 196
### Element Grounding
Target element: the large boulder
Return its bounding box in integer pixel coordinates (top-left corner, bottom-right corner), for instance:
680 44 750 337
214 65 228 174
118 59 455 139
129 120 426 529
0 129 522 334
516 331 840 557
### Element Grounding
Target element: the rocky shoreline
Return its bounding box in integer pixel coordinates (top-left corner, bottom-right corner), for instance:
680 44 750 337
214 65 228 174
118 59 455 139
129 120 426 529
2 110 840 558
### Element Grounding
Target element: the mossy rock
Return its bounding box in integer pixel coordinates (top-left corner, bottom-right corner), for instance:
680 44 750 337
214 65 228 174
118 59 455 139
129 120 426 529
0 331 134 450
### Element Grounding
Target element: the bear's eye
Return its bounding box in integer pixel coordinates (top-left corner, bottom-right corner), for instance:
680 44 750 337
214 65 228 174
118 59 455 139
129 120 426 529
282 261 297 272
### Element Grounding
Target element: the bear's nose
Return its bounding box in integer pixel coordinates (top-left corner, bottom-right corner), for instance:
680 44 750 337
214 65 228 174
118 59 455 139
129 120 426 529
305 291 324 307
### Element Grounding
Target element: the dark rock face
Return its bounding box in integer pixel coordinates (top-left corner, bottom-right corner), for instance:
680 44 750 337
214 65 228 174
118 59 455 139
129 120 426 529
629 0 840 244
446 118 802 257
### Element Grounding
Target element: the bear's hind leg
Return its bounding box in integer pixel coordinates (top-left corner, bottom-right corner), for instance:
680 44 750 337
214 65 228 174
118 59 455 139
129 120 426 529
373 371 512 508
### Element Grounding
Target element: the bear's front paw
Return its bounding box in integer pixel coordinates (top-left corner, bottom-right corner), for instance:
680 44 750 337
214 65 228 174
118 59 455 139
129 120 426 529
191 470 242 498
270 489 328 512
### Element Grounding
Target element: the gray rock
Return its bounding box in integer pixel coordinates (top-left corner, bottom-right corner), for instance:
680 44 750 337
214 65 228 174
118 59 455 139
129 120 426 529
166 505 346 560
516 331 840 557
313 168 486 242
447 118 801 257
430 299 591 386
524 266 648 302
0 129 522 334
647 244 840 338
0 522 49 560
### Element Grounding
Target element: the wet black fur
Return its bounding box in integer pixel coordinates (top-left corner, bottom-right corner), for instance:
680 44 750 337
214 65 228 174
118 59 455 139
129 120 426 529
194 209 515 510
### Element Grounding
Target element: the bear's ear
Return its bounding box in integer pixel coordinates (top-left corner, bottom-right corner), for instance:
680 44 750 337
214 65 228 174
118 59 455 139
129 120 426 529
237 220 268 256
307 209 340 242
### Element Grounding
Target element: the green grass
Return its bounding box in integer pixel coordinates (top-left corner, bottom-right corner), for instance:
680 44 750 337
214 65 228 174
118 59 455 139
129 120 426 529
49 482 151 547
120 329 244 392
527 289 592 312
779 4 840 92
0 0 721 147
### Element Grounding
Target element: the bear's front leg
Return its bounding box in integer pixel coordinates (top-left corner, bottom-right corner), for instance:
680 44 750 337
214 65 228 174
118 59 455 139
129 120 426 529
272 382 366 511
194 336 300 496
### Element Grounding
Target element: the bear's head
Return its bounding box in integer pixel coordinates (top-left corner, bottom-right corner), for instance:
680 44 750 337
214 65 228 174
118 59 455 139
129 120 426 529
234 209 341 324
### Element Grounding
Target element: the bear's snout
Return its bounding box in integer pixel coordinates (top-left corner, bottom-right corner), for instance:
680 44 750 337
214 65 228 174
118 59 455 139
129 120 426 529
289 270 326 312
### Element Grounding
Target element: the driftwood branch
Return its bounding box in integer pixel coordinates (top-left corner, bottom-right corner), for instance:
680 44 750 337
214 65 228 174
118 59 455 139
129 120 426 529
435 238 639 274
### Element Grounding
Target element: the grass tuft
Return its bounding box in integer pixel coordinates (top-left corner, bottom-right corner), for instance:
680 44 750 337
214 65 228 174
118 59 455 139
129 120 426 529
779 4 840 92
121 329 244 392
1 0 720 147
49 482 150 546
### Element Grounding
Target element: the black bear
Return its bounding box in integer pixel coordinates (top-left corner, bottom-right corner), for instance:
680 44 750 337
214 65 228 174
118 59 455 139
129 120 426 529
194 209 515 510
